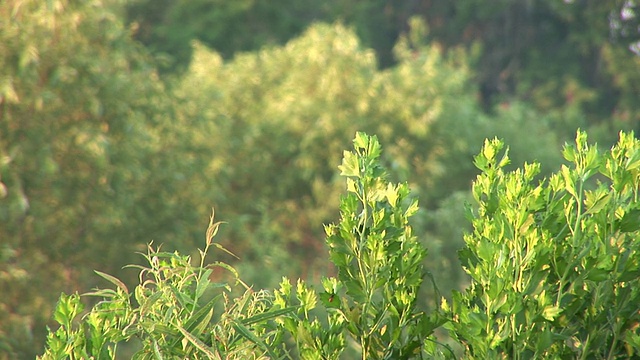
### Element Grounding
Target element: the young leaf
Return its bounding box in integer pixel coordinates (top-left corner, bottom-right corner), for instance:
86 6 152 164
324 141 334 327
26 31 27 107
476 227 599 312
241 306 297 326
232 320 278 359
176 324 221 359
94 270 129 294
339 150 360 177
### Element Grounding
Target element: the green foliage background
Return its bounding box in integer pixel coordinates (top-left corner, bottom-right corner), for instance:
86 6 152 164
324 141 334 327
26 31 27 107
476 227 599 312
0 0 638 358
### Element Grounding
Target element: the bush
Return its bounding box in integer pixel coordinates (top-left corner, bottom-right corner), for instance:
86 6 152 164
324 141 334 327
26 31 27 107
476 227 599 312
39 213 295 359
38 133 450 359
39 130 640 359
447 130 640 358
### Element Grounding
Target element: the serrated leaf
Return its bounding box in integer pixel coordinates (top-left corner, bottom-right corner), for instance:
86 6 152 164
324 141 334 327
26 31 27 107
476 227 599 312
346 178 358 193
339 151 360 177
584 192 612 215
562 145 576 162
319 292 341 309
625 150 640 170
53 293 82 326
386 183 398 207
354 132 369 150
542 305 562 321
405 199 419 218
498 148 510 168
482 139 496 161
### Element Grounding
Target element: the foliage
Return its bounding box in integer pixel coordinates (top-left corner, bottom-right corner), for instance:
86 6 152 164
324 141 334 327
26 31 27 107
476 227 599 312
447 130 640 358
38 212 295 359
126 0 640 130
273 133 449 359
0 0 210 357
419 1 640 132
126 0 333 73
4 1 635 357
38 133 450 359
176 21 564 296
37 130 640 359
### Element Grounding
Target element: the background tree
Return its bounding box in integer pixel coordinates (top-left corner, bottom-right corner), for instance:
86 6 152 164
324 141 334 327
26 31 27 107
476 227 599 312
0 0 210 357
175 21 564 306
126 0 640 132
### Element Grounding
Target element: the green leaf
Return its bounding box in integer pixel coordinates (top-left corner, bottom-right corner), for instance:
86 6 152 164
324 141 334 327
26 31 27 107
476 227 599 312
152 339 164 360
482 138 497 161
169 284 195 309
584 192 612 215
139 291 164 316
625 149 640 170
232 320 278 359
535 329 553 355
562 144 577 162
618 209 640 232
586 268 610 282
339 151 360 177
94 270 129 294
176 324 221 359
405 199 419 218
195 269 213 299
560 165 576 198
53 293 83 327
542 306 562 321
385 183 398 207
319 292 341 309
346 178 358 193
498 148 511 168
354 132 369 150
240 306 298 326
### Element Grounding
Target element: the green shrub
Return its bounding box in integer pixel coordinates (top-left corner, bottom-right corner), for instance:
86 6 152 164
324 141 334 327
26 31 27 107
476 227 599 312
39 130 640 359
272 132 449 359
38 212 296 359
38 132 451 359
447 130 640 359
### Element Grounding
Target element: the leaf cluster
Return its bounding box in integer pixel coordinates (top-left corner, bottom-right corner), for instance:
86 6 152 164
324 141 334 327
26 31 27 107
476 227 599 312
39 133 453 359
38 130 640 359
39 214 295 359
448 130 640 359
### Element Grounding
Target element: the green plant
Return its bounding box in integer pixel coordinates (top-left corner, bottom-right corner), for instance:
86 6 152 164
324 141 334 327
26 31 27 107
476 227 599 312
38 132 451 359
41 130 640 359
0 1 212 355
273 132 449 359
38 212 296 359
447 130 640 359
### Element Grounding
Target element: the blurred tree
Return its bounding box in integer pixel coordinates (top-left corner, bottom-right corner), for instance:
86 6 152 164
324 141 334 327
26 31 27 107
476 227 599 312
128 0 639 137
177 22 564 310
0 0 211 357
126 0 331 73
417 0 640 131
